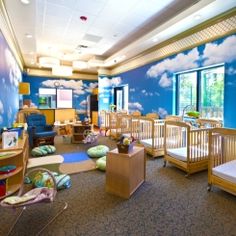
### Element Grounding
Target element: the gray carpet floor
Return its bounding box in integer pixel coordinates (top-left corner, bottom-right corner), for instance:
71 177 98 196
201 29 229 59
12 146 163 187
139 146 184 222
1 135 236 236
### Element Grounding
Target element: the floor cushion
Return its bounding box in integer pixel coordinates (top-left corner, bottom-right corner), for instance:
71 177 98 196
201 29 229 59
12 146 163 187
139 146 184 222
96 156 106 171
31 145 56 157
87 145 109 158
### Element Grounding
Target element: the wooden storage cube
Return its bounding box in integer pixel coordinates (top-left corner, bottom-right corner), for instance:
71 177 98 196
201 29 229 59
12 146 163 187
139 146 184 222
106 146 145 199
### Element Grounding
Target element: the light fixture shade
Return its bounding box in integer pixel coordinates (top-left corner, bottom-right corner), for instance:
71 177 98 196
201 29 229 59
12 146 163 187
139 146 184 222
19 82 30 95
39 57 60 68
52 65 73 76
72 60 88 69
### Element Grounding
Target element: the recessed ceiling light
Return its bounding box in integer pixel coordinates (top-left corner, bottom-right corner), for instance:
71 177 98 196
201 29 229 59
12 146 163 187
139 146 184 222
20 0 30 4
25 33 32 38
153 37 158 42
194 15 201 20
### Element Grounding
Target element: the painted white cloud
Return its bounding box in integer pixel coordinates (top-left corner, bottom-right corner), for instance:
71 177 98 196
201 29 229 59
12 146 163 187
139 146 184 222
42 79 84 89
76 109 86 114
157 107 168 118
140 89 155 96
7 107 12 123
0 115 3 124
147 48 199 78
128 102 143 111
41 79 94 95
159 73 172 88
130 88 135 92
0 100 4 114
80 100 87 107
5 48 22 87
74 89 85 95
227 67 236 75
146 48 199 88
99 76 122 88
203 35 236 66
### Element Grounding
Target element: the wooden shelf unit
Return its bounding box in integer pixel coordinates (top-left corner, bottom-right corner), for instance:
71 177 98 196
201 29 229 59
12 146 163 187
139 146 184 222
71 124 92 143
0 134 29 199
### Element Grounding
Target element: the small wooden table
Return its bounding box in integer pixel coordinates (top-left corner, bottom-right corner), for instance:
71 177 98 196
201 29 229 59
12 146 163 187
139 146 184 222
106 146 145 199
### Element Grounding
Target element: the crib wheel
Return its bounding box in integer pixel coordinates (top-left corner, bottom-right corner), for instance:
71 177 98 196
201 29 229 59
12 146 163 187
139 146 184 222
163 160 166 167
207 184 212 191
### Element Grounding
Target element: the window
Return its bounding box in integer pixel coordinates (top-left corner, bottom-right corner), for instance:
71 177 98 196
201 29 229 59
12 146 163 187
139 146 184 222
176 65 224 120
178 72 197 116
113 85 129 111
56 89 73 108
38 88 56 109
38 88 73 108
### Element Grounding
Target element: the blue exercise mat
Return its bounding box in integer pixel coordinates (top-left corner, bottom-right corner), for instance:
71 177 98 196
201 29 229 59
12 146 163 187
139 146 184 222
62 152 90 163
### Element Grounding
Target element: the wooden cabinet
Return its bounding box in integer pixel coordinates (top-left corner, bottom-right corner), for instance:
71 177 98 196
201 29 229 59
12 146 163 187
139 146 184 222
87 95 98 126
71 124 92 143
106 146 145 199
92 111 98 126
0 134 28 199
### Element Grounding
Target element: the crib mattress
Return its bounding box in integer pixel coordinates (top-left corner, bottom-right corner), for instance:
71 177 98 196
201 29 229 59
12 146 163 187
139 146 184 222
212 160 236 184
140 138 164 148
167 146 208 162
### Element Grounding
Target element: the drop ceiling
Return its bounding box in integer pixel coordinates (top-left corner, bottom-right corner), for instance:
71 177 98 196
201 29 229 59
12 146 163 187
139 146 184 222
2 0 236 75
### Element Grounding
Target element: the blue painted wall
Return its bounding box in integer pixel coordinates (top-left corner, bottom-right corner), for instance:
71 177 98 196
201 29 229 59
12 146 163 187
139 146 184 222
0 30 22 129
23 74 98 120
99 33 236 128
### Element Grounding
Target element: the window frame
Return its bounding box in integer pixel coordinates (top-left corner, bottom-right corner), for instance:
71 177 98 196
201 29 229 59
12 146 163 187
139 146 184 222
175 63 225 120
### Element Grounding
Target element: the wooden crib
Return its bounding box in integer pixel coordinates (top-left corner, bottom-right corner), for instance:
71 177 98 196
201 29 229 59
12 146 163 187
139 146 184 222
208 128 236 195
136 117 165 157
196 118 222 128
99 110 110 136
164 120 209 176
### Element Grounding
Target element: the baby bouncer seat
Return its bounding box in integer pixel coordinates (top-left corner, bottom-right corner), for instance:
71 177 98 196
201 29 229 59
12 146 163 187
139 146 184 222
0 168 68 236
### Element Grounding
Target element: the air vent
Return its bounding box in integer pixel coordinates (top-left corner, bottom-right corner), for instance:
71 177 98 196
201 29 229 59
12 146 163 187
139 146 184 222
82 34 102 43
76 45 88 49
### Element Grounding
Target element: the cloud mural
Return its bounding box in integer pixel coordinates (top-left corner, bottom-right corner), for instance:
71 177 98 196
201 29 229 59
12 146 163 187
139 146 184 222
5 48 22 87
141 89 155 96
41 79 98 96
0 30 21 129
128 102 143 111
99 76 122 87
0 100 4 114
79 100 87 107
0 100 3 125
203 35 236 66
157 107 168 118
227 67 236 75
146 48 199 87
76 109 87 114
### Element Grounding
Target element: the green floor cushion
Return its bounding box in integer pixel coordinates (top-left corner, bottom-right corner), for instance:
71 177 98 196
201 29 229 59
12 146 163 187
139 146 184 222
31 145 56 157
87 145 109 158
96 156 106 171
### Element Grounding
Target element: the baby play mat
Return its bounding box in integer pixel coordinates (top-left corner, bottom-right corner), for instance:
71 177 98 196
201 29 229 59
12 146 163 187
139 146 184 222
59 152 96 174
27 152 96 174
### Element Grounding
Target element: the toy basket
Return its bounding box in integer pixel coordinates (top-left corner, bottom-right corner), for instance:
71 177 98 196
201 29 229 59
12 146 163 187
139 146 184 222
117 142 134 154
